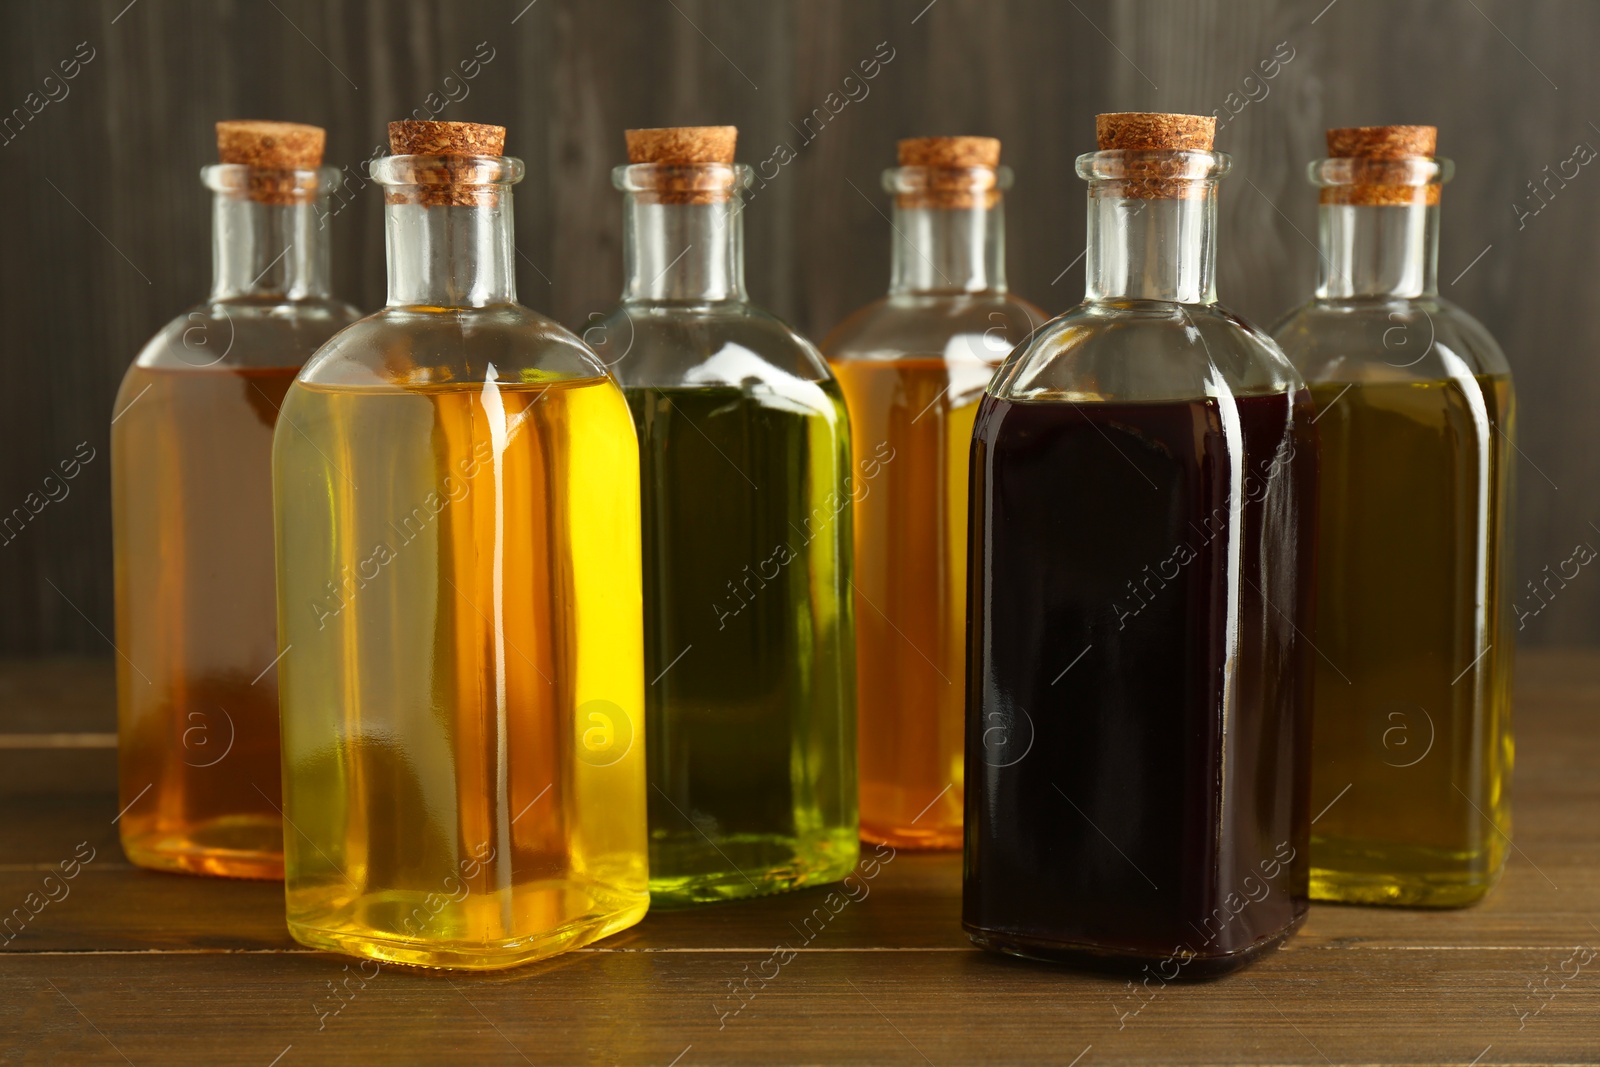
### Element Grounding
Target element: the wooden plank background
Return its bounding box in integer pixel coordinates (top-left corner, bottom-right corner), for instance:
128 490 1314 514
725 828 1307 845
2 0 1596 654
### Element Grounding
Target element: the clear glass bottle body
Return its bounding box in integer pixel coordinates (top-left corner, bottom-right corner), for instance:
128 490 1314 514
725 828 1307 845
113 164 359 879
591 163 858 905
823 165 1043 850
1271 157 1514 907
963 150 1316 973
273 155 648 968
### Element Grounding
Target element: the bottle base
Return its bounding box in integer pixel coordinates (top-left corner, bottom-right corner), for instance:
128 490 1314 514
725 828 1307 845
860 823 961 851
1310 835 1502 907
965 911 1305 978
121 817 284 881
286 892 649 971
1310 866 1496 908
649 830 860 908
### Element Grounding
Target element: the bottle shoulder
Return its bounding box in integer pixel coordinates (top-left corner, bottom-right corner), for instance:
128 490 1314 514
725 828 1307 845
989 299 1304 403
821 291 1048 364
1271 295 1511 384
299 303 609 388
592 300 834 390
130 296 362 374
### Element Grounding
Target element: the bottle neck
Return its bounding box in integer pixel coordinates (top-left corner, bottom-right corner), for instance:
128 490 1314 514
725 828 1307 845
1085 190 1218 304
208 182 331 302
621 195 745 303
385 197 517 308
1317 203 1439 299
889 201 1007 295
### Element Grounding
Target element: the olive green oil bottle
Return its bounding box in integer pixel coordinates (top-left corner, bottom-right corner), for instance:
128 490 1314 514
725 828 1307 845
1273 126 1514 907
591 126 858 905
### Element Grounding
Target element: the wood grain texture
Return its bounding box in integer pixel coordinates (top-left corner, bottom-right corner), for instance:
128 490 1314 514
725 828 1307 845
2 651 1599 1064
1 0 1598 652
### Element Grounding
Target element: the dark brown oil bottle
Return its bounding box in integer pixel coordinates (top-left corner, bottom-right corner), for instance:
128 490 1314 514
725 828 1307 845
963 114 1317 975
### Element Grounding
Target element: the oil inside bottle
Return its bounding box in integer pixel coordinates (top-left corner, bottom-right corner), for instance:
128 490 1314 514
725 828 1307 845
274 375 649 968
629 382 859 904
831 356 984 849
964 390 1315 972
1306 373 1513 906
113 363 298 880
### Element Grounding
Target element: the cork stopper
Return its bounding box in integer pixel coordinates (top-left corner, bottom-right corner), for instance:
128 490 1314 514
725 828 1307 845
215 121 325 204
623 126 739 205
1327 125 1437 161
217 121 325 169
1090 114 1219 201
384 121 509 208
893 137 1002 210
1096 113 1215 152
897 137 1001 169
1322 125 1441 206
388 120 506 158
625 126 737 166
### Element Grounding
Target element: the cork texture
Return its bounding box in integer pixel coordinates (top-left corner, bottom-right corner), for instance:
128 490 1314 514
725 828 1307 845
897 136 1001 169
1322 125 1440 206
1327 125 1437 160
626 127 737 165
1093 113 1217 200
1096 113 1215 152
894 137 1002 209
624 126 740 205
385 121 509 208
217 121 325 168
215 120 325 205
388 120 506 157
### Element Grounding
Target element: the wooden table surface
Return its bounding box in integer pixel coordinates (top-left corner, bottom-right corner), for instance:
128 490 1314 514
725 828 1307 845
3 653 1597 1066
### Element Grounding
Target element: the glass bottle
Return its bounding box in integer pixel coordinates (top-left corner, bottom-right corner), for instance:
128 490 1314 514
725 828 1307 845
273 121 649 969
963 113 1317 974
1271 126 1514 907
113 121 359 880
589 126 858 905
822 137 1043 851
